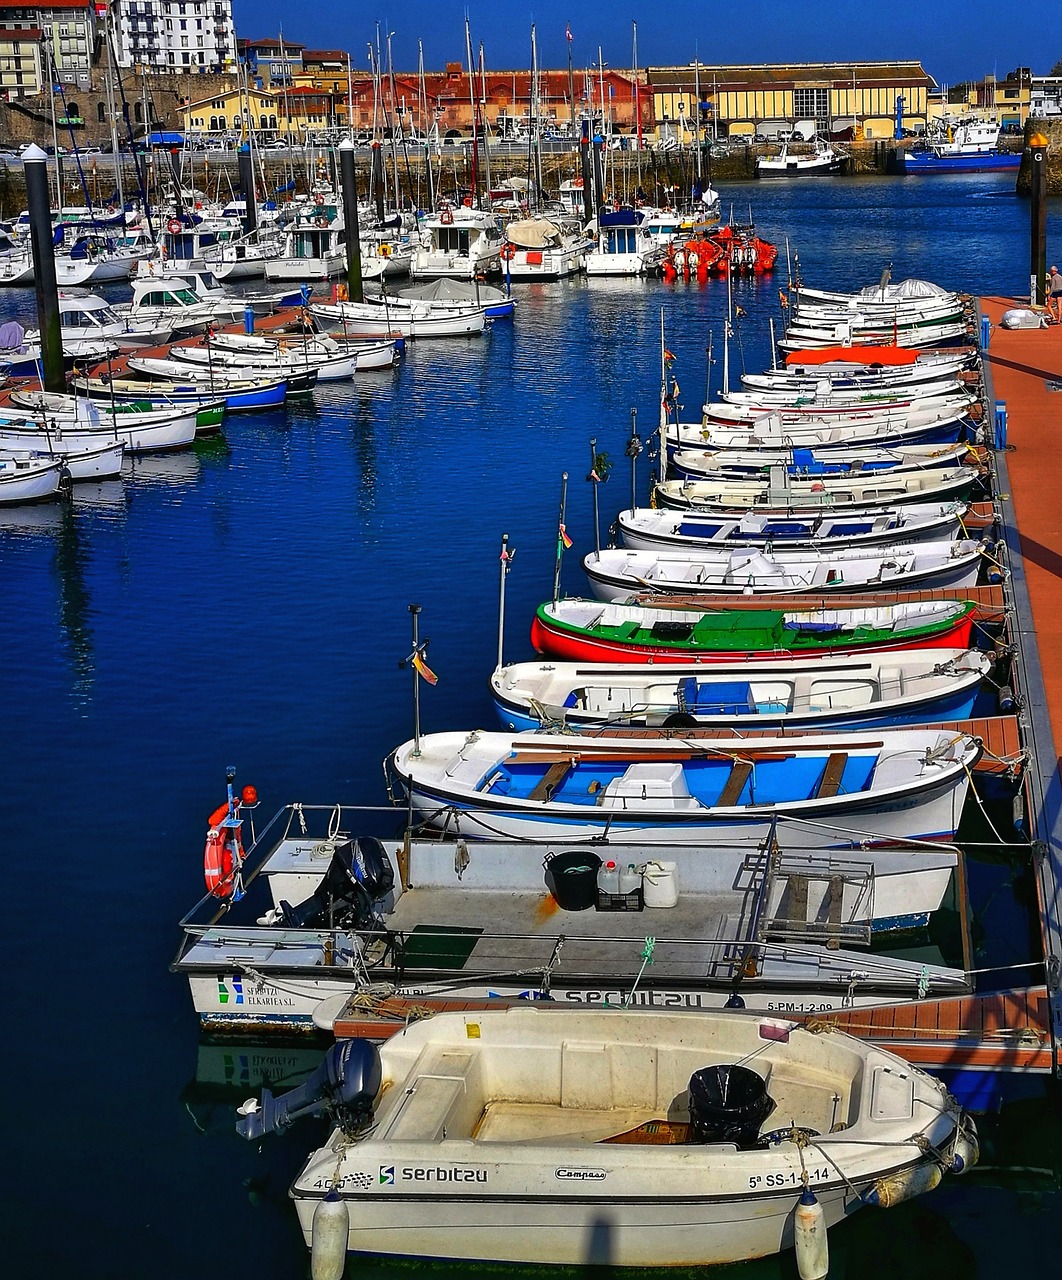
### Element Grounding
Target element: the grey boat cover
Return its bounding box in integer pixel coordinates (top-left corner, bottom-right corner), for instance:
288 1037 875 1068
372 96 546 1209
397 278 508 305
503 218 564 248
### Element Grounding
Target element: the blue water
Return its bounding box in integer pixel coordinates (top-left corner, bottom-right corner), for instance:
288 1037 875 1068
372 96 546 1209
4 174 1060 1277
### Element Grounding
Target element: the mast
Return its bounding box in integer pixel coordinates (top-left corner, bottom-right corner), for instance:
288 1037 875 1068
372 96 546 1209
102 10 124 209
566 22 575 142
694 55 702 184
633 22 642 184
530 26 542 202
479 41 492 195
464 16 479 206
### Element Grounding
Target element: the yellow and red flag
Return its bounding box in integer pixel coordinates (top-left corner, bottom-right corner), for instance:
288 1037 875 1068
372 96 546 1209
412 652 438 685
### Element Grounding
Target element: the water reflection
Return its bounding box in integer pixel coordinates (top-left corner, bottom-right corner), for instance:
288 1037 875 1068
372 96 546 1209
52 495 94 707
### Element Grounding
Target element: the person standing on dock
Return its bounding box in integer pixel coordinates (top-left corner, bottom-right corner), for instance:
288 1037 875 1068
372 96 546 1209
1048 265 1062 323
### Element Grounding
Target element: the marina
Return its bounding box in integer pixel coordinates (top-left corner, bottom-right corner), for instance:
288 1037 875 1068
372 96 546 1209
3 165 1061 1278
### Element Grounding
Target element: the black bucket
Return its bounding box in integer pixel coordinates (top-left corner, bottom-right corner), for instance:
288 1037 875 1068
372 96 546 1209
544 850 602 911
688 1064 775 1148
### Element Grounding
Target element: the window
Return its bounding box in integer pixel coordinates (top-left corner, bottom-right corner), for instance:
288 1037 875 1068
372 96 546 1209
792 87 829 120
97 101 105 121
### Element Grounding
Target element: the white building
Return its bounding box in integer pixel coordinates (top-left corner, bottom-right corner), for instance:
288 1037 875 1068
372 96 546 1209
111 0 235 73
1030 76 1062 119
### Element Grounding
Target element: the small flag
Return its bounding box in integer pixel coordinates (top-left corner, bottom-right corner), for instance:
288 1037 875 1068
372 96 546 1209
559 523 573 549
566 23 572 42
778 289 789 309
735 305 748 318
588 469 602 482
412 651 438 685
663 348 676 365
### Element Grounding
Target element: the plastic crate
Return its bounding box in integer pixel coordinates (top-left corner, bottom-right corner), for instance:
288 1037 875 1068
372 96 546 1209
597 888 644 912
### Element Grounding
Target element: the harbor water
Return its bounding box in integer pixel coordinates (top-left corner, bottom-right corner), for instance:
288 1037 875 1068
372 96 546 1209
3 172 1061 1277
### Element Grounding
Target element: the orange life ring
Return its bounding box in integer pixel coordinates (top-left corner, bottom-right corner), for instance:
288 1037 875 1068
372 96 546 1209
203 802 244 898
439 207 454 225
462 196 473 208
334 282 348 302
167 217 182 234
315 215 330 229
500 242 516 261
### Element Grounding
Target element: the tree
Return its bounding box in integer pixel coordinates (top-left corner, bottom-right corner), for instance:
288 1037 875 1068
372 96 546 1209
1051 59 1062 76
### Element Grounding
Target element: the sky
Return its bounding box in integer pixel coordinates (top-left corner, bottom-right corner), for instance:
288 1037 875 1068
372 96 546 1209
231 1 1062 88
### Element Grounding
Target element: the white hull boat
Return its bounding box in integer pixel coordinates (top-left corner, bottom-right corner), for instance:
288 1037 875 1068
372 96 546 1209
654 466 980 511
701 396 976 431
669 405 974 452
235 1007 976 1267
669 441 976 482
387 726 980 848
779 322 968 352
1 394 199 453
0 452 64 503
411 207 503 279
758 138 846 177
583 541 984 601
315 299 485 338
0 439 124 480
491 649 991 733
617 503 968 553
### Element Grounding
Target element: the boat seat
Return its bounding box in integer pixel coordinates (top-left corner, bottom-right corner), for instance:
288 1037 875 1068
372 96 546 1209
529 760 573 801
716 760 753 808
812 753 848 799
601 763 700 809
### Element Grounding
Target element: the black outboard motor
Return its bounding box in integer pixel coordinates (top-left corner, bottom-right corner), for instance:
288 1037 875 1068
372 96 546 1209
281 837 395 930
237 1038 382 1141
688 1064 775 1149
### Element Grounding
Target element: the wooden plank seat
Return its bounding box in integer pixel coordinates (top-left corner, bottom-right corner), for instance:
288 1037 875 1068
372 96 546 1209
528 760 574 802
716 760 754 807
813 752 849 798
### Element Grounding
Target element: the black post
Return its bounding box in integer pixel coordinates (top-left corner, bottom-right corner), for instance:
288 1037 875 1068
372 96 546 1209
170 145 183 220
1029 131 1049 308
339 138 364 303
237 143 257 238
592 133 606 214
24 145 64 393
579 127 593 224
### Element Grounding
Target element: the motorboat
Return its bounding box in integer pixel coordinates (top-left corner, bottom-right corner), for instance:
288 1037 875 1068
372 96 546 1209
234 1006 975 1267
116 276 245 335
585 207 663 277
500 216 592 279
901 119 1020 174
265 204 347 281
491 648 992 733
411 205 504 280
174 797 977 1029
529 598 982 664
386 725 981 847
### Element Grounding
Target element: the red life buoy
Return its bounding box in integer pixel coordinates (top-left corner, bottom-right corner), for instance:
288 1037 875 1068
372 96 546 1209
500 242 516 261
167 218 182 234
315 215 330 229
203 801 244 898
439 207 454 225
462 196 473 208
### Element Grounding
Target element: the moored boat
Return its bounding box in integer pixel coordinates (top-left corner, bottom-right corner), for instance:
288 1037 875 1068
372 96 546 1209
234 1006 975 1267
491 648 992 732
387 726 981 847
530 598 982 663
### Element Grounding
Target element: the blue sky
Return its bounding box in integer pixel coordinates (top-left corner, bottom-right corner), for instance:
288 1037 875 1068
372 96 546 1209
232 2 1061 87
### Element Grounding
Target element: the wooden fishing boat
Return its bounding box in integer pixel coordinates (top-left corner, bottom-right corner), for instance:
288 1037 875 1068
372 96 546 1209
529 598 981 663
0 452 64 503
583 541 984 603
617 503 968 553
235 1006 975 1267
701 395 977 431
667 406 972 454
386 726 981 847
669 441 977 482
0 392 202 452
491 648 992 733
0 439 124 480
653 466 981 511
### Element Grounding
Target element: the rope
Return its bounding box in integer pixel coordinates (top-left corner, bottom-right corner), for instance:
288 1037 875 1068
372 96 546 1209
623 937 656 1007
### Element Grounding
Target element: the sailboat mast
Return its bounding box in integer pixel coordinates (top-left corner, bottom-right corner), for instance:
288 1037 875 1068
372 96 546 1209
479 42 492 194
464 17 479 206
633 22 642 185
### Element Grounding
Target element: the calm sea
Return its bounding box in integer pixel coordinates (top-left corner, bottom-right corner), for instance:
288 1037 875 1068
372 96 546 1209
3 173 1060 1278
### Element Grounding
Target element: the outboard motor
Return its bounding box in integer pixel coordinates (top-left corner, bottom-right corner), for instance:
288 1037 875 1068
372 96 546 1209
281 837 395 930
688 1064 775 1149
237 1038 381 1141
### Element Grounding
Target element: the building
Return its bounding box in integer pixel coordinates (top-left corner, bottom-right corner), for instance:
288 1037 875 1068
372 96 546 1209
0 23 44 97
1031 75 1062 119
182 84 276 136
648 60 935 141
0 0 97 89
111 0 236 73
238 36 302 88
933 67 1031 129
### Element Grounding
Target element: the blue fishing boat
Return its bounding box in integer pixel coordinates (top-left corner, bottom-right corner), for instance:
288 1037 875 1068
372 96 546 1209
901 120 1021 174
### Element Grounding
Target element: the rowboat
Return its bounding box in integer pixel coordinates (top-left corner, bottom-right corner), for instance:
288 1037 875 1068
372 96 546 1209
127 353 310 397
653 466 981 511
582 541 984 602
666 408 971 454
529 598 981 663
0 439 124 480
72 372 277 415
234 1006 975 1267
669 441 976 482
721 378 966 407
0 394 200 452
387 726 981 847
491 648 991 732
314 298 486 338
617 503 968 552
701 396 977 430
778 320 969 352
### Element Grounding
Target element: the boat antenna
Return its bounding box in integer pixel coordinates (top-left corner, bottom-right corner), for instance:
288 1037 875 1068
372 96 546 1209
588 436 601 555
703 332 713 421
625 407 642 517
785 236 793 290
552 472 569 605
496 532 514 670
399 603 436 757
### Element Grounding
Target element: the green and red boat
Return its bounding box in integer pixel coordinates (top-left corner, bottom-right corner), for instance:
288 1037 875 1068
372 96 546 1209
531 598 981 664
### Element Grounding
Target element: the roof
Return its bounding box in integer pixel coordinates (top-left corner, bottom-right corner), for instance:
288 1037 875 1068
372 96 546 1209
240 38 304 51
647 60 935 89
0 0 90 8
302 50 347 64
